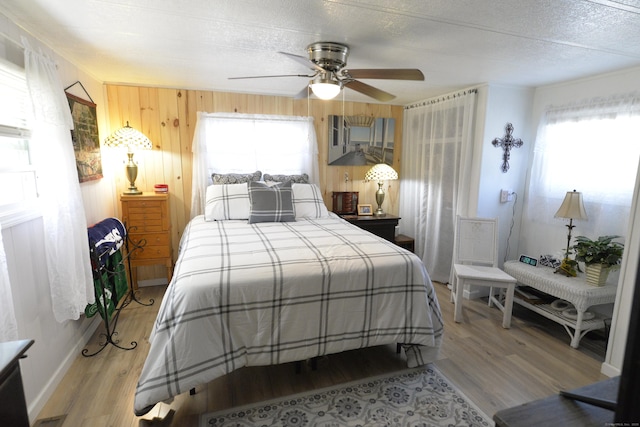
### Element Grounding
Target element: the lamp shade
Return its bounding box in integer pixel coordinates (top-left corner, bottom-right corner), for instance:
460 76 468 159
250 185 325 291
310 73 341 100
365 163 398 182
104 122 152 150
555 190 588 220
104 121 152 195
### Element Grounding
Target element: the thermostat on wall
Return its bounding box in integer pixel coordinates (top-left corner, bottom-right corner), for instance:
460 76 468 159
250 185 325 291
519 254 538 266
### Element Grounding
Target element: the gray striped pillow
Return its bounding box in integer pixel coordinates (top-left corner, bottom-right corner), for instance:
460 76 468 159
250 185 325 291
248 181 295 223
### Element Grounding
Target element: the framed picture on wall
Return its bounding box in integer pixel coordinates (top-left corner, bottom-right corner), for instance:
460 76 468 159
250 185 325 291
327 115 396 166
66 91 103 183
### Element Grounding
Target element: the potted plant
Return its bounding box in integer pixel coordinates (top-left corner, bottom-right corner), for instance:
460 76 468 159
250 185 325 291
572 235 624 286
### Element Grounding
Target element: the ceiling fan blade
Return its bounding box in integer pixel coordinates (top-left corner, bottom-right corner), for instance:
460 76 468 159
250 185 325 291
228 74 312 80
345 69 424 81
279 51 325 72
344 80 396 102
293 85 310 99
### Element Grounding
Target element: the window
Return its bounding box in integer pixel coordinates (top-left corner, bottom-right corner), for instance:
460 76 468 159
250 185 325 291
534 115 640 207
0 56 38 219
190 112 318 218
0 134 36 205
526 94 640 243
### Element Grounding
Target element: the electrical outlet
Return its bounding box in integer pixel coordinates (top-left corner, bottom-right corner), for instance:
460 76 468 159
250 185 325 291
500 189 514 203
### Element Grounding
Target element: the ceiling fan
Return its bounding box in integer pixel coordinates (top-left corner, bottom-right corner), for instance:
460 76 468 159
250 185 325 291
229 42 424 102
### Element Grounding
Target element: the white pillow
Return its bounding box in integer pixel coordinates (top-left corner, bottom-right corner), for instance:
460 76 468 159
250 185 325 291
292 183 330 219
204 183 250 221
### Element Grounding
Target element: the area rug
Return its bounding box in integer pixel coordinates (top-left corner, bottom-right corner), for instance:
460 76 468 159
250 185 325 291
201 365 493 426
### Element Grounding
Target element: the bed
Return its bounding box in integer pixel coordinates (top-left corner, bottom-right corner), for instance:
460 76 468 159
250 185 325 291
133 181 443 416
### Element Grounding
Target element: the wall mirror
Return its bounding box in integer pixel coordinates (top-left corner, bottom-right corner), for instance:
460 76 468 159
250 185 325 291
327 115 395 166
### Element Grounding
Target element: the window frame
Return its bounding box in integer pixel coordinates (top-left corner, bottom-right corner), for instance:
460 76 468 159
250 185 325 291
0 57 41 228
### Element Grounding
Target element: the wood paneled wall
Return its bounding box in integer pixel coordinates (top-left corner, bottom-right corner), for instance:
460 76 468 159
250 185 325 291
105 85 405 276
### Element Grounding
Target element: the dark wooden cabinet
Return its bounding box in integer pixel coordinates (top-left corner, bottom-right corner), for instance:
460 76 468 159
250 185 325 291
331 192 359 215
0 339 34 427
342 215 400 242
394 234 415 252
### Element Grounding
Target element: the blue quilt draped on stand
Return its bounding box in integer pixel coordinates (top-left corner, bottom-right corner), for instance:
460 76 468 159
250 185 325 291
85 218 129 320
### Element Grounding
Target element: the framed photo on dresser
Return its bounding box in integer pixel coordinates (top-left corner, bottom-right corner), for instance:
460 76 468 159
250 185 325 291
357 204 373 216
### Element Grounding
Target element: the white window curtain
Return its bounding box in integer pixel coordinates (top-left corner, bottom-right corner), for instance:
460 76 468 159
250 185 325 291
399 90 479 283
523 93 640 257
0 223 18 342
191 112 319 218
23 38 93 322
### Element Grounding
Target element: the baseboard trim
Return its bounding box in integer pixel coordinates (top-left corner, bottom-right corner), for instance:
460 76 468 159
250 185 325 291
600 362 620 378
138 278 169 287
445 283 488 300
27 316 100 422
465 285 489 300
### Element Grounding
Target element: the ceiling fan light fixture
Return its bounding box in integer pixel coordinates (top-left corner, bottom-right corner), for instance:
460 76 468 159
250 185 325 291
310 75 341 100
232 42 420 102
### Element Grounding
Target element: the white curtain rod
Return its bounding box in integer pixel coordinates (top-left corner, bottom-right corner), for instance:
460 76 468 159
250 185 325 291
404 88 478 110
544 91 640 116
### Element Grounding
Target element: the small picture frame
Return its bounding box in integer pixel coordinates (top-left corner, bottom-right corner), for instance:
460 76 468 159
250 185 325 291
357 204 373 216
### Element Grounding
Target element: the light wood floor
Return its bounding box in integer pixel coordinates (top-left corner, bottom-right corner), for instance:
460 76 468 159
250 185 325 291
34 282 609 426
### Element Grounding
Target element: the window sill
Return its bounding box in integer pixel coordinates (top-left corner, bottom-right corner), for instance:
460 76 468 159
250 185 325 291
0 204 42 229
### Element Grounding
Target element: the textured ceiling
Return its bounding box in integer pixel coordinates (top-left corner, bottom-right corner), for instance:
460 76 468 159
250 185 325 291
2 0 640 104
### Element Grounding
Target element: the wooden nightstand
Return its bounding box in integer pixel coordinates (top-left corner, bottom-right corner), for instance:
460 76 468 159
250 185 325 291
120 193 172 289
342 215 400 242
394 234 415 252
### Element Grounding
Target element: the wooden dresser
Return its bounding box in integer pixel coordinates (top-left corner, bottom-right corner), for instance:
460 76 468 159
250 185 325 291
121 193 172 289
0 339 33 427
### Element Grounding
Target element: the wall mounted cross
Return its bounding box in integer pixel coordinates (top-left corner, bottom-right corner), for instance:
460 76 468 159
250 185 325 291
492 122 523 173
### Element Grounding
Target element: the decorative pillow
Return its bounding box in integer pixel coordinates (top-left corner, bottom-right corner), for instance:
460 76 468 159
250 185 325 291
212 170 261 185
248 181 295 223
263 173 309 184
204 183 250 221
292 183 330 219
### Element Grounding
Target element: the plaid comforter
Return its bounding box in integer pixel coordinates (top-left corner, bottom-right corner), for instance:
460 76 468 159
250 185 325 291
134 215 443 415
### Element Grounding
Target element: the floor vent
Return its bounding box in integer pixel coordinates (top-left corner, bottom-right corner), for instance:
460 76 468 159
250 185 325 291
33 415 67 427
